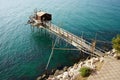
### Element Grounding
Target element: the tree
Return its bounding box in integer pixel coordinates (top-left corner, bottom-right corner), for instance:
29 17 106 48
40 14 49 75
112 34 120 53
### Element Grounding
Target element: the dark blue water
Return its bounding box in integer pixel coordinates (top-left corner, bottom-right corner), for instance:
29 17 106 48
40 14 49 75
0 0 120 80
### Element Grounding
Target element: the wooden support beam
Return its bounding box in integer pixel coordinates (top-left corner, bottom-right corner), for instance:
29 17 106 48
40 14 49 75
54 48 80 51
45 37 58 70
29 21 104 56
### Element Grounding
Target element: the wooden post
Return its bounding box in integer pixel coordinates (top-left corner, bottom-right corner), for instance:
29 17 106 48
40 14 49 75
45 29 46 36
45 37 58 70
91 33 97 57
66 42 68 47
33 26 34 32
91 41 96 53
81 31 84 39
38 28 40 33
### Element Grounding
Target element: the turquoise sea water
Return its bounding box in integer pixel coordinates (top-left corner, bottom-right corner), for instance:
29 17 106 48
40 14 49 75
0 0 120 80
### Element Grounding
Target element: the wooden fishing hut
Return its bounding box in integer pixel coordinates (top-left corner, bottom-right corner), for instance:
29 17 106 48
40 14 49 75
28 10 52 26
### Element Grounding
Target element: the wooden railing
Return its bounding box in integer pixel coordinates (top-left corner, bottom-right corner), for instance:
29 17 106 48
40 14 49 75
41 23 105 56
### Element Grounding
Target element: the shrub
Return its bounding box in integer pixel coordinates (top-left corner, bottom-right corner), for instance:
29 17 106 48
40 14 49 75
112 34 120 54
79 67 91 77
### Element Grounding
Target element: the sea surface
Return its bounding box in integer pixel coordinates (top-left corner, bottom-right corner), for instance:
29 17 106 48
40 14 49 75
0 0 120 80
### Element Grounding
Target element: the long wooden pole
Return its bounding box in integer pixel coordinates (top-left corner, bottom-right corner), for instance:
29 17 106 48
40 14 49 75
45 37 58 70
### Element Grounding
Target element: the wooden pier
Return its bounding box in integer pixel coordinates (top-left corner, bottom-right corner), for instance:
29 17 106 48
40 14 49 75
40 22 104 57
28 10 105 57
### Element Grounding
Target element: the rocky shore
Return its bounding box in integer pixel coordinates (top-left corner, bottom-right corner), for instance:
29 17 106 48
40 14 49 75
46 57 104 80
37 49 119 80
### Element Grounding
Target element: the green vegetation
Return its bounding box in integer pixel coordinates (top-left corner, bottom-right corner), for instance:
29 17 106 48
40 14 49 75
112 34 120 53
79 67 91 77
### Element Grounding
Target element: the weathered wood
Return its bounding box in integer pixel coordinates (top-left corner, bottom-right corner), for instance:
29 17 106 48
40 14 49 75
30 22 105 57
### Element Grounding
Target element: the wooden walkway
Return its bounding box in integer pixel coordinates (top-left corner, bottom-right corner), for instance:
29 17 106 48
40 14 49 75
35 22 105 57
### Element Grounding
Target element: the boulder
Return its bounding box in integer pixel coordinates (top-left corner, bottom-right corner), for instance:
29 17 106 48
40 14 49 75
78 62 83 68
47 77 53 80
100 57 104 63
73 64 78 69
95 57 99 62
113 54 117 58
67 67 72 71
68 71 74 77
91 64 96 69
106 51 111 55
48 75 54 79
85 60 91 68
112 49 116 53
54 70 60 76
63 66 68 71
56 74 63 79
63 72 69 79
59 70 64 74
69 68 75 73
52 77 58 80
41 74 46 78
36 76 42 80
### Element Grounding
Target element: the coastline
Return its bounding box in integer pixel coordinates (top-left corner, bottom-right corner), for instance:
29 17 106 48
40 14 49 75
37 49 118 80
36 56 104 80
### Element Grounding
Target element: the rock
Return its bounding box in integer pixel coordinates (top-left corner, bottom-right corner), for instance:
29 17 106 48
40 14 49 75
54 70 60 76
42 74 46 78
91 58 94 65
76 67 80 71
36 76 42 80
52 77 58 80
47 77 53 80
67 67 72 71
58 70 64 74
68 71 74 77
69 68 75 73
63 72 68 75
113 54 117 58
73 64 78 69
106 51 111 55
87 60 91 63
95 57 99 62
51 69 56 74
63 66 68 71
78 62 83 68
85 60 91 68
100 57 104 63
60 78 63 80
73 69 79 75
49 75 54 78
72 74 77 80
63 72 69 79
91 64 96 69
56 74 63 79
112 49 116 53
91 57 98 65
47 60 99 80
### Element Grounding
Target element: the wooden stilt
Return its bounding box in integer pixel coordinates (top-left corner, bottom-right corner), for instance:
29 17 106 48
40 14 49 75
65 42 68 47
45 37 58 70
29 23 104 57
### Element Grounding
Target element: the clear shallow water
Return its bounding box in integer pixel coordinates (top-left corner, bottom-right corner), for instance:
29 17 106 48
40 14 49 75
0 0 120 80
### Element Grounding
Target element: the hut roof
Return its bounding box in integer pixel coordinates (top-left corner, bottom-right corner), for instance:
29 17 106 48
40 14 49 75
36 12 46 17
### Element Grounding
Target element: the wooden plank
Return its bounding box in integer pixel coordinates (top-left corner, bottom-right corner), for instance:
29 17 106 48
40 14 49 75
32 22 105 57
